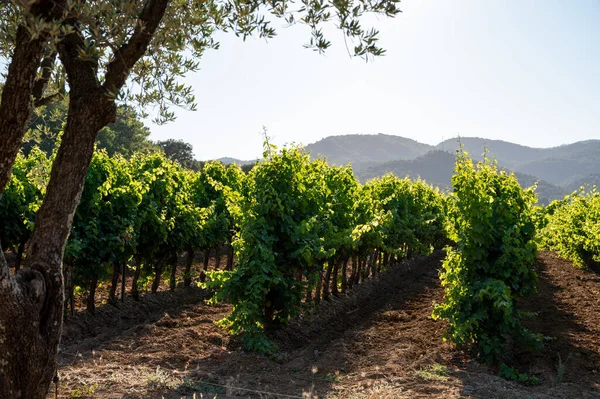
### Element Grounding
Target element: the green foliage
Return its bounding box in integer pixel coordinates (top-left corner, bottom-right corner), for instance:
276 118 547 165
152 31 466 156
214 143 448 352
23 100 157 158
538 187 600 268
432 149 541 364
367 175 446 259
65 151 144 285
156 139 201 171
130 152 188 280
0 148 50 256
216 146 328 350
96 106 156 157
1 140 448 355
498 363 540 385
1 0 402 124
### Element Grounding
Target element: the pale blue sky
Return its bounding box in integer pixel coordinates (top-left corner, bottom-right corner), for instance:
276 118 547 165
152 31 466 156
149 0 600 161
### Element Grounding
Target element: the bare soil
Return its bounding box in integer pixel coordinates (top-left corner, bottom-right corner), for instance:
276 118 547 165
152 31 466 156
51 251 600 398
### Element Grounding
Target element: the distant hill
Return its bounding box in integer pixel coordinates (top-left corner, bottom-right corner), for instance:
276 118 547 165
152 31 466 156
436 137 544 167
216 157 255 165
438 137 600 186
356 150 455 190
305 134 433 169
563 173 600 193
356 150 565 204
303 134 600 204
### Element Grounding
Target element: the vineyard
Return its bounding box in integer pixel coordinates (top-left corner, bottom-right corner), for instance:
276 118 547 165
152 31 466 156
1 144 599 398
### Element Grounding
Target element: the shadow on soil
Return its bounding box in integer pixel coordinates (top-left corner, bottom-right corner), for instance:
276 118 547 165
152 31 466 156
60 285 213 357
155 251 451 398
58 251 600 399
451 252 600 399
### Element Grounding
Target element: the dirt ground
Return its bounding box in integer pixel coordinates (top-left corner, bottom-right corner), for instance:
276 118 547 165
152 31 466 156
51 251 600 398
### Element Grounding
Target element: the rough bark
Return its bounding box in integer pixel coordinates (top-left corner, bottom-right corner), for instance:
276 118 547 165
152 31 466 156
349 255 358 289
331 260 340 296
305 278 313 303
109 262 120 303
169 256 177 291
86 273 99 314
132 255 143 300
183 248 194 287
200 249 210 283
0 1 170 396
226 244 234 271
356 256 363 285
121 262 126 303
151 254 167 294
15 240 25 271
322 259 334 301
314 268 323 304
341 257 348 293
63 264 74 318
214 246 221 270
0 0 66 195
369 250 378 276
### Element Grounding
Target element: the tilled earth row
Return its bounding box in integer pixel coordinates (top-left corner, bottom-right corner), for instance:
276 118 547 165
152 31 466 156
52 251 600 398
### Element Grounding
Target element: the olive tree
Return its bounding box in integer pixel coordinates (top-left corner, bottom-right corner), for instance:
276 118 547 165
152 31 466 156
0 0 401 396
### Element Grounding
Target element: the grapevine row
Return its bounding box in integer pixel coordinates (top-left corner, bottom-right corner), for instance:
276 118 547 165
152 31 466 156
2 143 556 364
538 187 600 268
0 144 448 347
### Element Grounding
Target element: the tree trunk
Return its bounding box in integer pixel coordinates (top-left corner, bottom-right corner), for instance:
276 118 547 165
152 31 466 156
63 264 74 318
0 14 65 395
109 261 120 303
314 268 323 304
323 259 334 301
364 254 372 280
370 250 378 276
0 1 170 395
0 82 108 398
331 260 340 296
86 273 99 314
184 248 194 287
132 254 142 300
214 246 221 270
151 254 167 294
341 258 349 293
200 249 210 283
0 6 63 195
169 255 177 291
349 256 358 289
14 240 26 272
356 256 363 285
121 261 126 303
305 279 313 303
226 244 234 271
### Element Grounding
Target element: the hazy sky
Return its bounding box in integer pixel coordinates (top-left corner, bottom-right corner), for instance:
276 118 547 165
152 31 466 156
148 0 600 161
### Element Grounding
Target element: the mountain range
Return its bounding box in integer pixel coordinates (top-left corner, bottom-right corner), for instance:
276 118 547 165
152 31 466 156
221 134 600 204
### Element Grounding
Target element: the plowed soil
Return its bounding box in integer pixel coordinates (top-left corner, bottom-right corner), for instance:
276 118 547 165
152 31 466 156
50 251 600 398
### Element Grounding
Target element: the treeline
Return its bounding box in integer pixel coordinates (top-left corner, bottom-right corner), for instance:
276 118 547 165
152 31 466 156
24 99 206 170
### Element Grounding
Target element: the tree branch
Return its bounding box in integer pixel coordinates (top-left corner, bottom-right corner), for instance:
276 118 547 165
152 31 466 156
33 91 64 108
0 240 13 293
32 49 57 104
0 0 67 197
103 0 170 93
